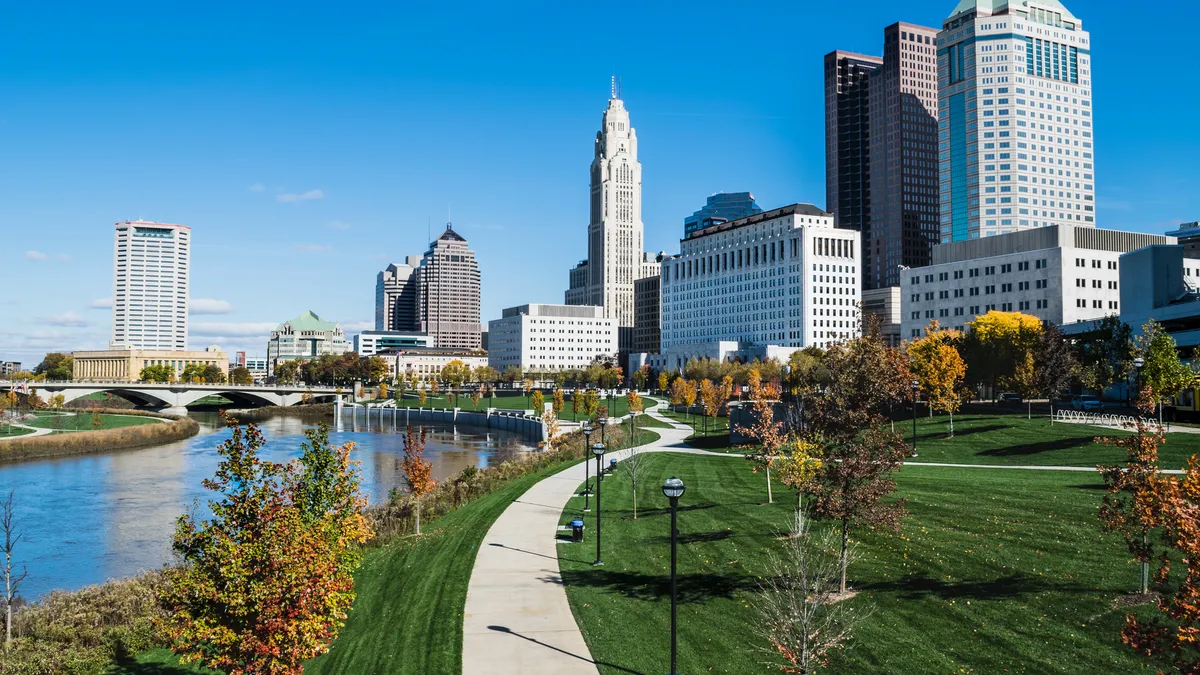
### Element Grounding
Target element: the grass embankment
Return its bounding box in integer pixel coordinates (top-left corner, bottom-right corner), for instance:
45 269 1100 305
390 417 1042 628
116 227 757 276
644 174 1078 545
633 414 672 430
389 392 658 419
225 403 335 421
27 411 159 432
0 425 36 438
559 452 1170 674
0 409 197 463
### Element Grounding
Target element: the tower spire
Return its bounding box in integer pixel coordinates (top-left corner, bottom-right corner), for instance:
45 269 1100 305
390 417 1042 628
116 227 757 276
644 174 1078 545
611 75 615 100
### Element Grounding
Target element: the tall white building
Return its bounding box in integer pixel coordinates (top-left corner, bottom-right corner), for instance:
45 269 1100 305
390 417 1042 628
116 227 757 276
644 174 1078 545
900 225 1170 339
660 204 861 370
376 256 422 331
938 0 1095 242
566 86 645 336
111 221 190 351
488 304 617 372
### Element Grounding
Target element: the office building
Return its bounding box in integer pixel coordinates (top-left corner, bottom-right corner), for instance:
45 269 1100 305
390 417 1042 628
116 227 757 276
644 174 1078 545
862 286 903 347
659 204 860 370
417 225 482 349
353 330 430 357
900 225 1169 339
0 362 22 377
266 310 350 374
938 0 1095 242
1165 221 1200 258
632 259 668 355
111 221 190 350
73 346 228 383
683 192 763 237
565 85 647 341
825 22 939 290
381 347 488 383
1103 244 1200 349
488 304 617 373
376 256 422 331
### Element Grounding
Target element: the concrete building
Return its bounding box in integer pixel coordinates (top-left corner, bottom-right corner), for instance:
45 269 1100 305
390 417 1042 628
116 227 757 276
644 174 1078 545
417 225 482 349
487 304 617 373
900 225 1169 339
862 286 903 346
73 346 228 383
659 203 861 370
632 265 666 356
1165 221 1200 258
938 0 1095 242
380 347 488 383
266 310 350 374
375 256 422 331
0 362 22 377
353 330 430 357
565 86 647 343
111 221 190 350
825 22 939 290
684 192 763 238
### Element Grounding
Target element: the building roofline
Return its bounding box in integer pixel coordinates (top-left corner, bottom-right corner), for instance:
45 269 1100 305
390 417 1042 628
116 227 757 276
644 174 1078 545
683 203 831 241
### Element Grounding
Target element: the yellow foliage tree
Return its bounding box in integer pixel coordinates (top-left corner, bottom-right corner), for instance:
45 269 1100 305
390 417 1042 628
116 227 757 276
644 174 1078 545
908 322 967 436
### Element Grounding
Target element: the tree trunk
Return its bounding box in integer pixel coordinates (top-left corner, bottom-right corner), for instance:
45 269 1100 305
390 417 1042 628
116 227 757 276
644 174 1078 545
766 466 773 504
632 485 638 520
839 518 849 594
948 411 954 437
415 497 421 536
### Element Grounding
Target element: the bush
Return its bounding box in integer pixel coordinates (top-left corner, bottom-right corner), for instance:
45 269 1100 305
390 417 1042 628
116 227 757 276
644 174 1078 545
0 411 197 463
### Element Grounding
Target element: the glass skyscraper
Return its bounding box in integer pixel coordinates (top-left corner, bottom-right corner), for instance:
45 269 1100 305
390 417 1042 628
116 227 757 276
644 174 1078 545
683 192 763 237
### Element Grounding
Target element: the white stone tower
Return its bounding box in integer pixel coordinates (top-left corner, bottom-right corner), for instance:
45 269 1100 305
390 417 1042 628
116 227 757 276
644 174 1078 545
111 221 190 350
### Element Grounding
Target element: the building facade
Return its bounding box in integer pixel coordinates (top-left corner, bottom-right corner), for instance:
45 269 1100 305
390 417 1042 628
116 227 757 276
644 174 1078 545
861 286 903 346
375 256 422 331
0 362 22 377
1165 221 1200 258
900 225 1169 339
683 192 763 238
660 204 861 369
73 346 228 383
417 225 482 349
565 89 645 336
487 304 617 373
380 347 488 383
111 221 190 350
632 268 665 355
938 0 1095 242
825 51 882 237
266 310 350 374
353 330 430 357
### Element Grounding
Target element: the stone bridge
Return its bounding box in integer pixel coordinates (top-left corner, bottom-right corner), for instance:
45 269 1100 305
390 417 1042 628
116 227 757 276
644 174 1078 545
6 380 348 409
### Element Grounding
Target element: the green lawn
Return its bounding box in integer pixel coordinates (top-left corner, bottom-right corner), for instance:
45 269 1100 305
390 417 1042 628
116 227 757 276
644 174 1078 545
114 457 586 675
389 392 658 420
0 424 36 438
27 411 160 433
633 414 672 430
559 452 1169 674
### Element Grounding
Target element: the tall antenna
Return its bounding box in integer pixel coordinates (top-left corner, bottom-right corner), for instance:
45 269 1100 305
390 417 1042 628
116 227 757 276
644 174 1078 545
611 75 615 99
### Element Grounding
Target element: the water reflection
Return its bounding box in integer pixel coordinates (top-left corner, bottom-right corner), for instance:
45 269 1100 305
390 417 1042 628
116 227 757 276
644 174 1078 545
0 412 534 600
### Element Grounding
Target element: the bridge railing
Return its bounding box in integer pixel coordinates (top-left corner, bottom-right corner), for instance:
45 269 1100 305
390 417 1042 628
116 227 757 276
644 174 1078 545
1 379 341 391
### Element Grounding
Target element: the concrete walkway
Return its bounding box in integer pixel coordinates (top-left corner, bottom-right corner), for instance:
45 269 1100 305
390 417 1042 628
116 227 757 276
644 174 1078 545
461 402 692 674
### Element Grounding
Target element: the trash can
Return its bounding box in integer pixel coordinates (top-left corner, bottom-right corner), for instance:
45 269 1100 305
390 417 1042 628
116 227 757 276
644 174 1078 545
609 458 618 474
571 520 585 543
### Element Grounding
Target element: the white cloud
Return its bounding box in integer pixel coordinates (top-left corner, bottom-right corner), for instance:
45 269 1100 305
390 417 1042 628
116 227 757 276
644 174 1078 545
276 189 324 203
329 220 351 230
189 298 234 315
248 182 265 192
39 312 91 328
293 243 333 253
24 251 46 261
190 322 277 338
88 297 113 309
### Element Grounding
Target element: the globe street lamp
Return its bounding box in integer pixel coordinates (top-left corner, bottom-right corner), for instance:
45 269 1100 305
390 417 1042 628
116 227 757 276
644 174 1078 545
591 441 606 566
582 424 594 511
910 380 920 457
662 476 686 675
597 417 609 482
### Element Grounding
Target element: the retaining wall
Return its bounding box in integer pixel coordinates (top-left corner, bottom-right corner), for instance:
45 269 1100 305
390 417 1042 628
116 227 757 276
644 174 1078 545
338 404 546 444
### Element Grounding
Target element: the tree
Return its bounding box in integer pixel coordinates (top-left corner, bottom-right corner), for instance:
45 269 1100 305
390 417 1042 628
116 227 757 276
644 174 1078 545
1035 323 1077 417
1074 315 1135 397
1137 320 1193 420
539 409 561 453
1 489 27 647
229 366 254 385
523 379 533 408
160 420 371 675
584 389 600 420
531 390 545 413
441 359 471 389
33 353 72 381
742 371 785 504
681 379 698 422
621 440 650 520
181 363 206 383
140 364 174 383
402 426 436 536
631 366 648 391
201 364 225 384
774 438 824 517
363 356 389 384
907 322 966 436
471 389 482 410
961 310 1042 398
755 507 867 674
657 370 669 395
552 389 564 418
378 381 389 400
474 365 499 388
274 360 300 384
571 388 582 421
502 365 522 385
417 389 428 406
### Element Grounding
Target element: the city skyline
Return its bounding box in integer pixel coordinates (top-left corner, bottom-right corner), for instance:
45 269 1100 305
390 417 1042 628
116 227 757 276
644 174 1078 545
3 0 1198 365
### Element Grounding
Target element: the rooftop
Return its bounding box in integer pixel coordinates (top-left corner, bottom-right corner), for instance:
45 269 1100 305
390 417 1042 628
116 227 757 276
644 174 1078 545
948 0 1079 23
684 203 831 241
276 310 340 332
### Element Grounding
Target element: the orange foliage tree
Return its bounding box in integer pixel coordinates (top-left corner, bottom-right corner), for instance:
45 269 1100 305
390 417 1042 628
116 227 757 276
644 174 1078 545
402 425 437 535
742 369 786 504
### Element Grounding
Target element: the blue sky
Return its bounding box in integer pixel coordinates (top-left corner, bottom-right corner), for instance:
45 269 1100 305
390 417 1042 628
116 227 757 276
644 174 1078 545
2 0 1198 366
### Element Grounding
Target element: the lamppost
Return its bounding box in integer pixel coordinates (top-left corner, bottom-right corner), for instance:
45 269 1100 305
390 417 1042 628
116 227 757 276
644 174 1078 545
1133 355 1148 594
598 417 609 481
662 476 686 675
592 441 606 566
910 379 920 457
582 423 593 511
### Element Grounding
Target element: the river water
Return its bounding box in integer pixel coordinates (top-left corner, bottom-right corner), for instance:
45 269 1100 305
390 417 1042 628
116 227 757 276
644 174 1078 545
1 412 535 601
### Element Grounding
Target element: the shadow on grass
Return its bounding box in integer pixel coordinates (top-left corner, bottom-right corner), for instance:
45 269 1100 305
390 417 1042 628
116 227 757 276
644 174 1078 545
634 502 717 518
112 646 207 675
676 529 733 545
860 572 1070 600
979 437 1093 457
560 569 754 603
686 434 732 450
946 424 1011 438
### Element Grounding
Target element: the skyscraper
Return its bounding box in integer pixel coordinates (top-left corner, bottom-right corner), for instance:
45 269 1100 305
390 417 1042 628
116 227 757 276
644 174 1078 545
417 224 482 349
110 221 190 350
683 192 763 237
566 87 644 335
938 0 1095 242
375 255 422 331
825 22 939 290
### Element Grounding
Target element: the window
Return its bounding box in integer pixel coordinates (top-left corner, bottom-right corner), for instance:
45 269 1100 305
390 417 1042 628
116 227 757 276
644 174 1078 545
1018 261 1030 271
985 266 996 275
1001 263 1012 273
953 270 964 279
1001 283 1013 292
1036 279 1048 289
969 268 980 278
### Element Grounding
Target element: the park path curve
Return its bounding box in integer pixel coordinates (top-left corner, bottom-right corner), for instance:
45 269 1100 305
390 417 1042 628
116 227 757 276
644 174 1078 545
460 402 692 674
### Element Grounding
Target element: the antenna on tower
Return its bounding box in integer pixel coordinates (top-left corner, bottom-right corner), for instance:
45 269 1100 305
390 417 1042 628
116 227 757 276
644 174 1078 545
611 75 615 99
617 75 622 100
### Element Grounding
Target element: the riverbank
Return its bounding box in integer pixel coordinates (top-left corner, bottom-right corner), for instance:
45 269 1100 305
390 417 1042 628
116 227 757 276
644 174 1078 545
0 409 198 463
224 402 335 421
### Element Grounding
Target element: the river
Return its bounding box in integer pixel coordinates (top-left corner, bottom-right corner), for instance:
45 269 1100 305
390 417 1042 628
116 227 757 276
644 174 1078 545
2 412 536 600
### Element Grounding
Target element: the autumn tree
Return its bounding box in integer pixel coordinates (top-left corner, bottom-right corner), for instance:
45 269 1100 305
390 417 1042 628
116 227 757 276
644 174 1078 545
274 359 300 384
440 359 471 389
552 389 565 418
571 388 583 421
160 419 371 675
698 379 718 435
657 370 669 394
378 381 388 400
742 371 786 504
908 322 967 436
33 353 73 381
471 389 482 410
229 366 254 385
402 425 437 535
1136 320 1193 421
539 409 561 453
417 389 428 407
961 310 1042 399
531 390 545 413
631 366 649 391
584 389 600 420
681 379 699 423
623 387 649 519
669 377 687 410
774 438 824 517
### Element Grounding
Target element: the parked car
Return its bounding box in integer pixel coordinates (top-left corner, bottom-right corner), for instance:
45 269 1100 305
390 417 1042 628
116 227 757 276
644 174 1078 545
1070 395 1104 411
997 393 1023 404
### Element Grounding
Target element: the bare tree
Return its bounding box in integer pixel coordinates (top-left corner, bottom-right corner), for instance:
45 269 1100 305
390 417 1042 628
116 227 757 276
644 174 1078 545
620 443 649 519
1 489 27 647
755 509 869 674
